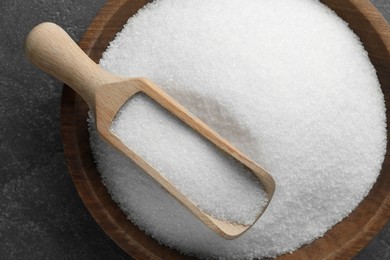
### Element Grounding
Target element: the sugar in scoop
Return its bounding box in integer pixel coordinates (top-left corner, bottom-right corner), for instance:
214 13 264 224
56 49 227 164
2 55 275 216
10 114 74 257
111 93 268 225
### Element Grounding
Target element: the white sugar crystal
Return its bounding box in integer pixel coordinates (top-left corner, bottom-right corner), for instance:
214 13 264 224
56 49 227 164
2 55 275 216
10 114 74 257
89 0 387 258
110 93 267 224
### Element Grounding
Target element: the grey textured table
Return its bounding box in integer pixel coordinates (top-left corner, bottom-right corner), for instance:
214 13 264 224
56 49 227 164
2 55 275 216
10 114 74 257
0 0 389 259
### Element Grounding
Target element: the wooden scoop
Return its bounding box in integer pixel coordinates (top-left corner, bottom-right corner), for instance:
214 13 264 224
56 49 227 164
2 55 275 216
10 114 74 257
24 22 275 239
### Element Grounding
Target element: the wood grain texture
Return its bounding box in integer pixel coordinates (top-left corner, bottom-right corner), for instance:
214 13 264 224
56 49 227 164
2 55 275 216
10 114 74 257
60 0 390 259
25 22 122 111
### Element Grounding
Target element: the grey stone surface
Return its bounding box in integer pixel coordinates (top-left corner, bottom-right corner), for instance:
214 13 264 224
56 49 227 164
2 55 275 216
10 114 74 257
0 0 128 259
0 0 388 259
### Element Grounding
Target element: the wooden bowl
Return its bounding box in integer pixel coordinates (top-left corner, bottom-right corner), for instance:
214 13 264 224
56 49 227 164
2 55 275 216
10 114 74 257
61 0 390 259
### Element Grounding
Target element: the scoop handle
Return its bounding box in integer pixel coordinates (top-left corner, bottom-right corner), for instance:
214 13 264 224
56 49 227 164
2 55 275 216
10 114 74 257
24 22 121 109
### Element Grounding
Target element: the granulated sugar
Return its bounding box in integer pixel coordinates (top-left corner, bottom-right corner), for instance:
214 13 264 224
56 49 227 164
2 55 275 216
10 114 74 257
89 0 387 258
110 93 267 224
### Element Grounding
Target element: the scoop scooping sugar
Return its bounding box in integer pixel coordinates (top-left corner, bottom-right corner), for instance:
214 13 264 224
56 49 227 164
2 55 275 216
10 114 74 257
24 22 275 239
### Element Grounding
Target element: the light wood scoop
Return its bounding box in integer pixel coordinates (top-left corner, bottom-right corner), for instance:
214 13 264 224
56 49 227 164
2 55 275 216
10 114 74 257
24 22 275 239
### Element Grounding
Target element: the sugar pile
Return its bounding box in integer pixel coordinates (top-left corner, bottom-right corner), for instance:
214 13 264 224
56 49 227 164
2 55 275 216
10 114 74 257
110 93 267 224
90 0 387 258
